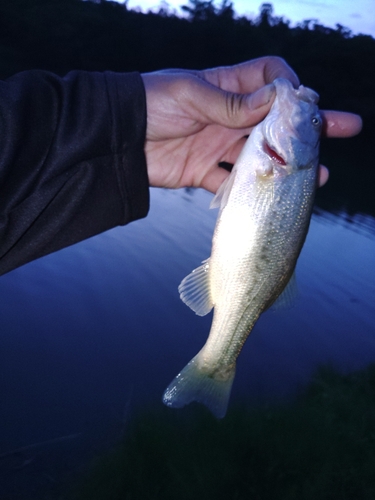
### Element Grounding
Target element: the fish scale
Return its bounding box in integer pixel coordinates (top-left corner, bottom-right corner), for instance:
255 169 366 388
163 78 322 418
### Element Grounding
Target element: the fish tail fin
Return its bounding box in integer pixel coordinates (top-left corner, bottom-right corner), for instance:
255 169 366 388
162 353 235 419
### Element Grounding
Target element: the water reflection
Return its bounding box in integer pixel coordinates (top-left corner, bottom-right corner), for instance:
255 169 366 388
314 206 375 238
0 187 374 497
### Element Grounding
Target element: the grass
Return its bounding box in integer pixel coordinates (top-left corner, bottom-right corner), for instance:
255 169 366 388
73 365 375 500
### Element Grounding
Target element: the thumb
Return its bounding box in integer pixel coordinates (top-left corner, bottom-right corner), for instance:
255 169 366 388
193 81 276 129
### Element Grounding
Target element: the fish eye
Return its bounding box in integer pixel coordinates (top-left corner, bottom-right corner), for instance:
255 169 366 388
311 115 321 127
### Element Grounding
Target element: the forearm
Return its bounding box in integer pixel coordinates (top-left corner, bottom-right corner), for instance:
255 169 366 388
0 70 149 275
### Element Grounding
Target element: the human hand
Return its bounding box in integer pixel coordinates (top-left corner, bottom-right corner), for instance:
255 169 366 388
142 56 362 193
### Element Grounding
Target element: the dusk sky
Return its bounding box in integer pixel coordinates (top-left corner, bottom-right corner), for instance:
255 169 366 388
118 0 375 38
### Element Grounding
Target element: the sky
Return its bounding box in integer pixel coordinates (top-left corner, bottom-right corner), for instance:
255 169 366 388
117 0 375 38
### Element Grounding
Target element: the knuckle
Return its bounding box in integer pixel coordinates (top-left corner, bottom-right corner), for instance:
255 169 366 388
225 91 246 119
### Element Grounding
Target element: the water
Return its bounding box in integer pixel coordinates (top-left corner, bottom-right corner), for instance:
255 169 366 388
1 187 375 497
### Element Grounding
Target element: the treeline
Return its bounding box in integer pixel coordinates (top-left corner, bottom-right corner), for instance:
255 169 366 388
0 0 374 216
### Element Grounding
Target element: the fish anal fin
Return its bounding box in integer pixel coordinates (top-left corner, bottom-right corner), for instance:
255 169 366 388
178 258 213 316
271 271 299 310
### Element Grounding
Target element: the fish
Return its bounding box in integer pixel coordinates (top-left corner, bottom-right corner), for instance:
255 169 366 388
163 78 322 418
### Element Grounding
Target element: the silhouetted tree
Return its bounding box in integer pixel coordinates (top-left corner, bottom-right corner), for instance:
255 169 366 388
181 0 216 21
216 0 235 19
257 2 273 27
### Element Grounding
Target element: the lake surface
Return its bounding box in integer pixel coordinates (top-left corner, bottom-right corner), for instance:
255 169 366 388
1 187 375 497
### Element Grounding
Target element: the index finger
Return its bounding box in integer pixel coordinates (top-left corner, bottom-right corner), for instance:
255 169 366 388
201 56 299 94
320 110 362 138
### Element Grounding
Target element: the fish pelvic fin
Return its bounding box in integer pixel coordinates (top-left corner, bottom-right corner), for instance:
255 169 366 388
162 352 236 419
178 258 213 316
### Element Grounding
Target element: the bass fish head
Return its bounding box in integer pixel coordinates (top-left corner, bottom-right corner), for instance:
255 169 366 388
260 78 322 176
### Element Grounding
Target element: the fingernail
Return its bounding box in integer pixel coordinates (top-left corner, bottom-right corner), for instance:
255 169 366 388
248 83 275 110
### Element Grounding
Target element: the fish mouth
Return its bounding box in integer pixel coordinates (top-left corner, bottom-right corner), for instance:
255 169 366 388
263 142 286 166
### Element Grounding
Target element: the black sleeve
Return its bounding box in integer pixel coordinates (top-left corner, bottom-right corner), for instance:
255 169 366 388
0 70 149 275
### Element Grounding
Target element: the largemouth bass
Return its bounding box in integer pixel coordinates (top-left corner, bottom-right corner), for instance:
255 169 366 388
163 78 322 418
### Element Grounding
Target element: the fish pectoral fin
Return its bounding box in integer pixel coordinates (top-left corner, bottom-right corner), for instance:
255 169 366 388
271 271 299 310
210 170 236 210
178 258 213 316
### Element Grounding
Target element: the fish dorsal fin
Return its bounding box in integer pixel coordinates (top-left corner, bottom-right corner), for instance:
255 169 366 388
178 258 213 316
210 171 236 210
271 271 298 310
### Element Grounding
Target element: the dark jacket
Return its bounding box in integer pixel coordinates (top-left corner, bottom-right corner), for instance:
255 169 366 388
0 70 149 275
